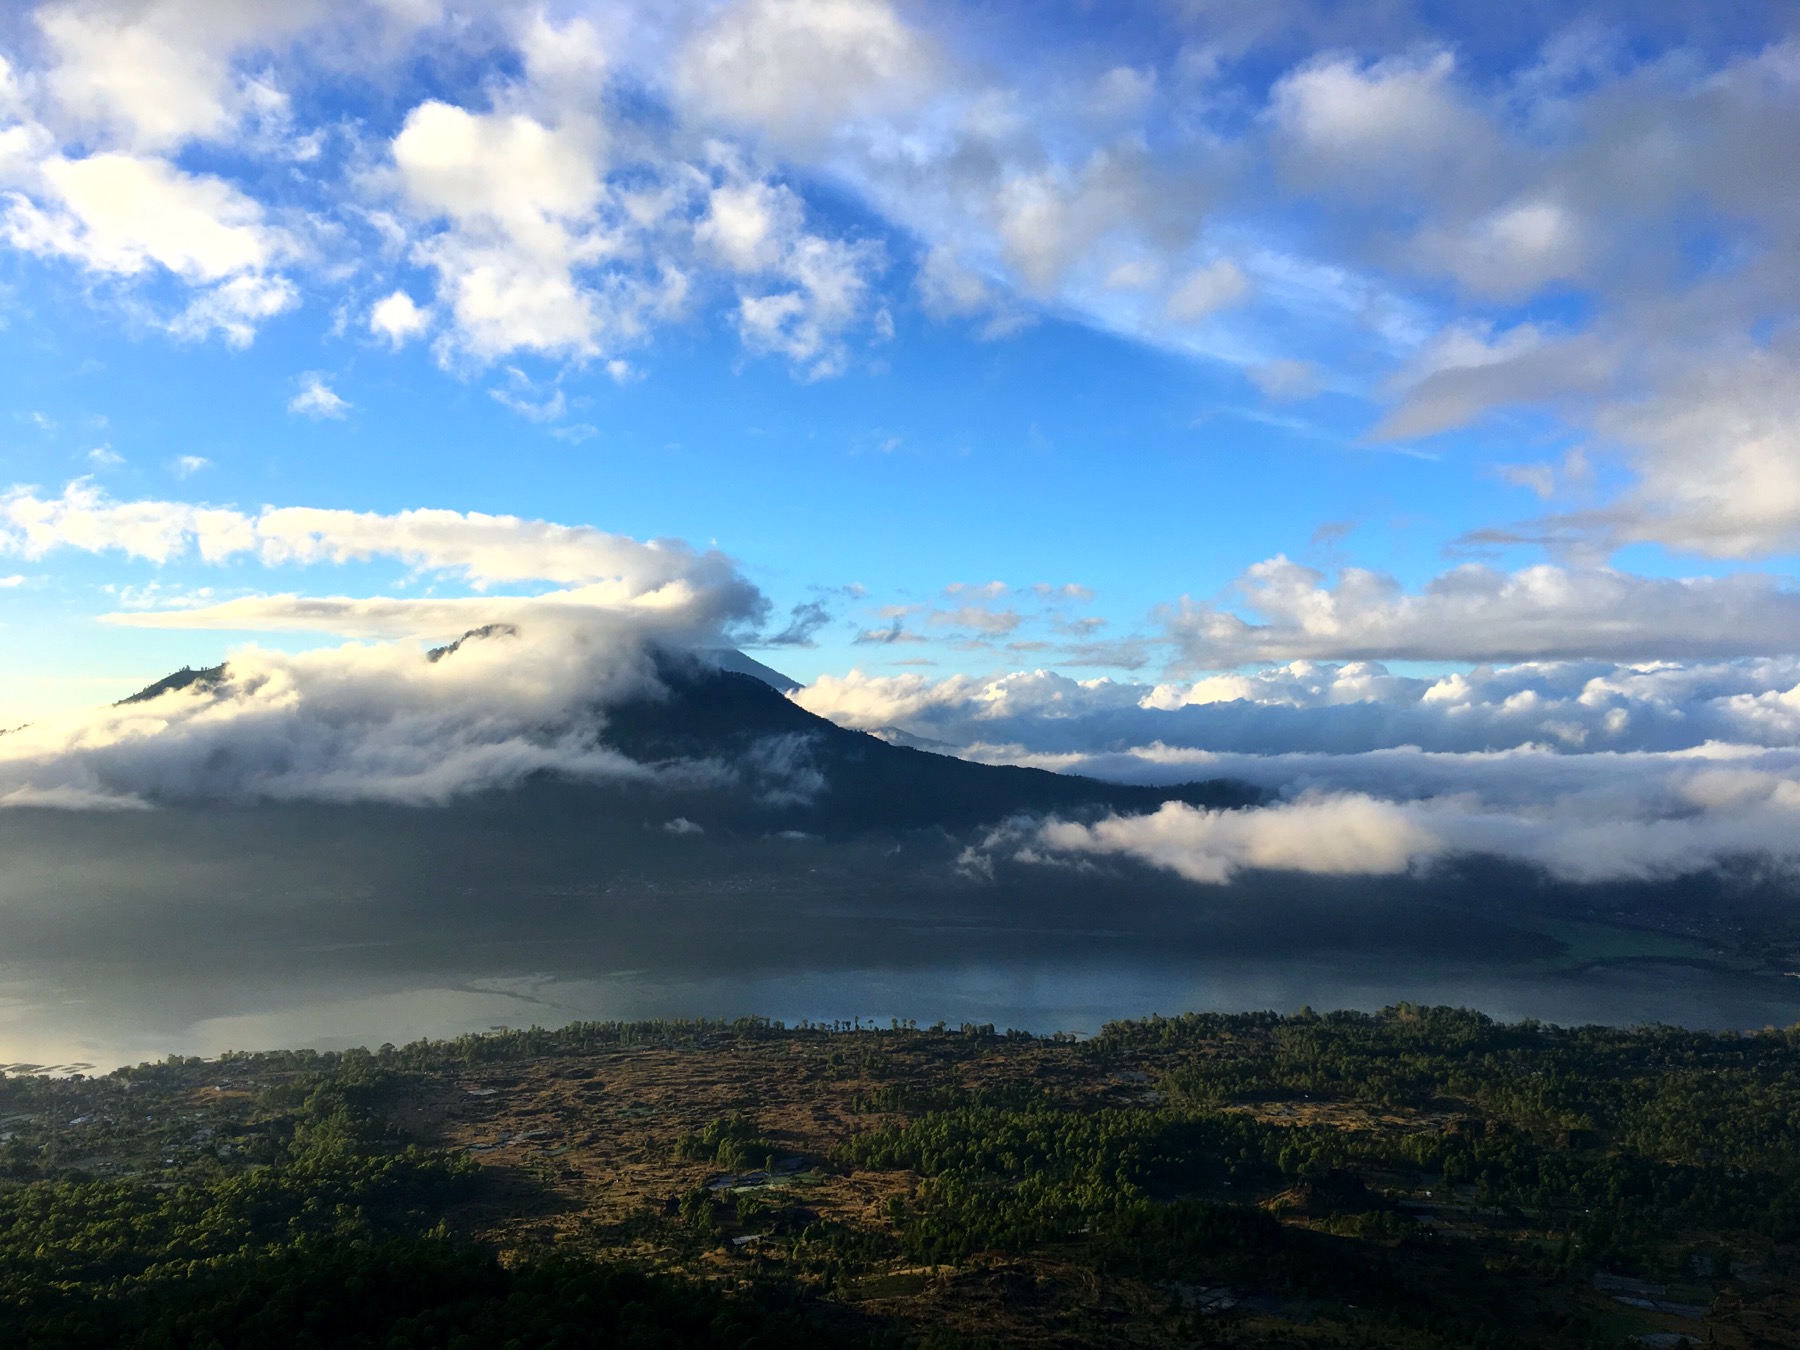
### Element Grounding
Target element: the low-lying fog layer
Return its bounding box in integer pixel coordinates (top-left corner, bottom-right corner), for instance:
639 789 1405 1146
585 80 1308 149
3 794 1799 1072
5 610 1800 1072
10 622 1800 886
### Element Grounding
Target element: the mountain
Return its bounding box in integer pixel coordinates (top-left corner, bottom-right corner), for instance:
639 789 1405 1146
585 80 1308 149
117 663 226 704
588 650 1262 833
108 644 1261 834
0 647 1267 975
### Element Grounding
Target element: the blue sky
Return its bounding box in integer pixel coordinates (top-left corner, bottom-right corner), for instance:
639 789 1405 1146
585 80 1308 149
1 0 1797 730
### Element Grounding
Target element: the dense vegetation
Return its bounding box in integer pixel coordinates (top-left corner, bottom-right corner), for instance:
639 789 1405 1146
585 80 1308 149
4 1005 1798 1347
0 1065 888 1349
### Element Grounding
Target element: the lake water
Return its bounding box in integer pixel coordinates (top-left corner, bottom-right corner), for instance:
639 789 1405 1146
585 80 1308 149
5 805 1797 1073
6 938 1799 1074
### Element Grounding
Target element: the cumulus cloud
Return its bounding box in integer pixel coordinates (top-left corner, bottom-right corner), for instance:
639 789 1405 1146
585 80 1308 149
731 231 886 379
1593 347 1800 559
798 646 1800 883
674 0 939 146
288 374 348 419
696 179 802 274
5 152 290 280
999 756 1800 886
0 482 759 599
1 148 298 343
34 0 326 152
0 487 790 810
165 272 297 345
369 290 429 346
0 0 1793 484
795 656 1800 762
1166 557 1800 666
1269 49 1482 198
1031 795 1436 883
390 96 616 360
916 246 1031 338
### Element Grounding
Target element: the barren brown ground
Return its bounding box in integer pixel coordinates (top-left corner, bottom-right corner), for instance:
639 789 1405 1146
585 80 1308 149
370 1033 1799 1348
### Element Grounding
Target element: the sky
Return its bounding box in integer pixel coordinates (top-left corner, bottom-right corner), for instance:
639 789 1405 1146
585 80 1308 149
3 0 1800 889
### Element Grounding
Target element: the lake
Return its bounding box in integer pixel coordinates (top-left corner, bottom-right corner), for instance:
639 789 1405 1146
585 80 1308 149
6 930 1798 1074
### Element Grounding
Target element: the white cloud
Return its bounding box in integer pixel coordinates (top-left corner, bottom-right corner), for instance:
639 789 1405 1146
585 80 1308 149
1034 795 1436 883
1269 48 1499 203
99 582 747 642
393 100 604 240
946 580 1007 599
167 272 298 346
915 246 1030 338
733 233 885 378
1376 322 1612 441
1164 259 1248 323
513 10 610 111
391 98 612 360
675 0 938 147
993 145 1173 297
0 573 25 587
1087 65 1156 121
1009 757 1800 886
368 289 429 346
1595 346 1800 558
288 374 349 419
34 0 316 152
1418 196 1589 300
170 455 208 478
1248 358 1320 401
1165 557 1800 666
695 180 803 274
1496 463 1556 500
5 152 290 281
0 625 670 808
793 655 1800 761
489 384 565 422
0 484 765 617
0 0 1796 550
930 604 1022 636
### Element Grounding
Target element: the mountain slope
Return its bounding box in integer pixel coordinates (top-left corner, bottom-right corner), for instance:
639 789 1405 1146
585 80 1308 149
591 653 1262 832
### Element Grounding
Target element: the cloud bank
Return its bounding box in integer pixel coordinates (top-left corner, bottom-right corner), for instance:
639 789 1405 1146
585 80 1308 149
1 481 766 633
802 654 1800 884
0 624 673 808
970 752 1800 889
0 484 783 806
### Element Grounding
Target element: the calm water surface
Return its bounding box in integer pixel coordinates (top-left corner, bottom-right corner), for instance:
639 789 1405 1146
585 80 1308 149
5 940 1798 1073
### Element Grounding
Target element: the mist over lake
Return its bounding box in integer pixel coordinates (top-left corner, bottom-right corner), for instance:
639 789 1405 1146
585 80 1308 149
6 791 1797 1072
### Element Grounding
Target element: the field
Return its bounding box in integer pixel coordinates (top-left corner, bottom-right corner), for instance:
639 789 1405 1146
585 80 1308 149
4 1009 1800 1347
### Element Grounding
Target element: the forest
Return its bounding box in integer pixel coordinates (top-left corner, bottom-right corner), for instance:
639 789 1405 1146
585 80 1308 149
2 1006 1796 1347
